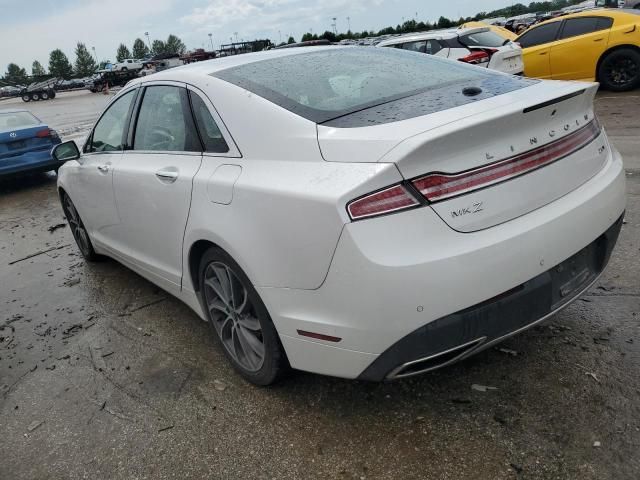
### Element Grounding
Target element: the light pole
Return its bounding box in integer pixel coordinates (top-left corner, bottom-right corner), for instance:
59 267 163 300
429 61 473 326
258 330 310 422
91 46 97 63
208 33 213 50
332 17 337 34
278 30 282 44
347 16 351 32
234 32 238 43
144 31 152 51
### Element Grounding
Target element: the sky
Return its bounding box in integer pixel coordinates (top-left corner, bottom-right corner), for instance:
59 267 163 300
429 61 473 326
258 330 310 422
0 0 513 74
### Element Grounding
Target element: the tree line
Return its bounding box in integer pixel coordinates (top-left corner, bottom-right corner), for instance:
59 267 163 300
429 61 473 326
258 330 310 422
2 34 186 85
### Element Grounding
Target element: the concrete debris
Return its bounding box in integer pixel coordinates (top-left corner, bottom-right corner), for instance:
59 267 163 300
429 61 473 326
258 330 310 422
471 384 497 392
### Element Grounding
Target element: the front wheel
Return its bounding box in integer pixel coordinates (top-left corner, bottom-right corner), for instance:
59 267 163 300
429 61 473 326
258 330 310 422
198 247 289 385
61 193 100 262
598 49 640 92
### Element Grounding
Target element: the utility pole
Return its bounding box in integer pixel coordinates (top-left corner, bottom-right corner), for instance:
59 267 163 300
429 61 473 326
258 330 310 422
234 32 239 43
208 33 213 50
91 46 97 63
347 16 351 32
332 17 337 34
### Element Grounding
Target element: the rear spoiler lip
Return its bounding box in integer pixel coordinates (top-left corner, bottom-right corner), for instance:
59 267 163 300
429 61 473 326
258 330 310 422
523 89 586 113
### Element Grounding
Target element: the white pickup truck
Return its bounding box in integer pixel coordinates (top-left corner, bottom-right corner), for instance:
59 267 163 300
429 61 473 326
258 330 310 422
111 59 143 71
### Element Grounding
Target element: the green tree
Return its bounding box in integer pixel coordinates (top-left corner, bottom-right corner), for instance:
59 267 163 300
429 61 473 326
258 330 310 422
165 34 186 55
152 39 166 55
5 63 28 84
132 38 149 58
116 43 132 62
75 42 97 76
49 49 73 79
287 36 296 44
31 60 46 76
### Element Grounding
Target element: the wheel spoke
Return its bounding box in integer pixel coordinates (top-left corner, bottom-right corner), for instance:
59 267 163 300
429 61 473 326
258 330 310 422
238 325 265 359
204 275 232 311
237 315 260 331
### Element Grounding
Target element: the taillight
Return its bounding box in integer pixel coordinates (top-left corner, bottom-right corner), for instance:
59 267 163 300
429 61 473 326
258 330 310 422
459 50 490 65
36 128 59 139
347 184 419 221
412 118 602 203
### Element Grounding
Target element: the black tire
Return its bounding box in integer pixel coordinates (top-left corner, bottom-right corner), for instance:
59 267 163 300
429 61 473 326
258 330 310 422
49 89 56 99
121 67 128 71
598 48 640 92
41 91 49 100
60 192 100 262
21 94 30 102
198 247 289 385
31 92 40 101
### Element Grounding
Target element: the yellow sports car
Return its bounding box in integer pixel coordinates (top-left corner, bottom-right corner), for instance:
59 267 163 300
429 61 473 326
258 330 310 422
516 9 640 91
460 21 519 41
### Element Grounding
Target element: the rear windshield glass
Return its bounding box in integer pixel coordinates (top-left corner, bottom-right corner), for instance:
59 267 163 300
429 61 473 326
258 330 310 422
459 30 506 48
0 111 40 131
213 47 494 123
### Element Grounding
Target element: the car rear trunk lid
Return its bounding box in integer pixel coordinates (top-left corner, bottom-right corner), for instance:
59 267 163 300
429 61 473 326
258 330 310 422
0 125 54 159
319 82 607 232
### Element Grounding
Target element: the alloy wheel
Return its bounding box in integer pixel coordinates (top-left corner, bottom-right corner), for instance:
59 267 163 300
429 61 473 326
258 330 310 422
64 196 91 256
604 57 639 88
203 261 265 372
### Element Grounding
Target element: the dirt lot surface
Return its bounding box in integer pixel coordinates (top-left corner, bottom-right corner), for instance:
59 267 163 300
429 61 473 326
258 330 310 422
1 90 639 480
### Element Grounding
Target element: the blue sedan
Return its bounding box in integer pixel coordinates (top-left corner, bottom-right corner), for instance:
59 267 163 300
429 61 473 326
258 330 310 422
0 109 62 177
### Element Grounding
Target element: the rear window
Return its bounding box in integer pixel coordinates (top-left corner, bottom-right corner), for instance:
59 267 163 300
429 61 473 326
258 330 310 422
459 30 506 48
213 48 494 123
0 111 40 131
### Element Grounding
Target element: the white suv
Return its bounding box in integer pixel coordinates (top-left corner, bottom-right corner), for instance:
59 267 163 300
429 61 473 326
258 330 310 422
377 27 524 75
112 59 143 71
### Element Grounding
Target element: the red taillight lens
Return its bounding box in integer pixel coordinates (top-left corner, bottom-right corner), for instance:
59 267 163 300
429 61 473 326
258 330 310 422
347 184 419 220
36 128 58 139
412 118 602 203
459 51 490 65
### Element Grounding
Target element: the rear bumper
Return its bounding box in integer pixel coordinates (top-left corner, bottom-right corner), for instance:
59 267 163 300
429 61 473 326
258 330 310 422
0 148 62 176
358 214 623 381
260 147 626 379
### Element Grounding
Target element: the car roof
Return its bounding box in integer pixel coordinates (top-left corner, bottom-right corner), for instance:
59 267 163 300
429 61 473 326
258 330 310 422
528 8 638 29
375 27 489 47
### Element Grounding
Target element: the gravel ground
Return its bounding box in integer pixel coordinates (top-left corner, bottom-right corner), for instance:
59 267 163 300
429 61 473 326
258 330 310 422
0 89 639 480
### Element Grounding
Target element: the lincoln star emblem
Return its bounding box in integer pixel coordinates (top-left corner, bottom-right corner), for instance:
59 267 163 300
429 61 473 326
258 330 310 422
9 132 17 138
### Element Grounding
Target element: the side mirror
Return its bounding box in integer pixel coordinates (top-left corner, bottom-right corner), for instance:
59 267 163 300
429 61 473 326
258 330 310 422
52 141 80 162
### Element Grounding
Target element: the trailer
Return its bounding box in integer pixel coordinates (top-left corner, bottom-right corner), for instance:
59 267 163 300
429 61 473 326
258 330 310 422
20 78 59 102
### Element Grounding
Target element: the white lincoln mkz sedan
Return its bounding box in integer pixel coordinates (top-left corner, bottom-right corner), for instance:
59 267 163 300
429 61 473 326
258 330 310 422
53 47 626 385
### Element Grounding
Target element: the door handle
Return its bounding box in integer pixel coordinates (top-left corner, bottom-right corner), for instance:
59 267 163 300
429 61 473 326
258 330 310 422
155 169 179 183
539 52 548 55
97 164 110 173
593 38 604 42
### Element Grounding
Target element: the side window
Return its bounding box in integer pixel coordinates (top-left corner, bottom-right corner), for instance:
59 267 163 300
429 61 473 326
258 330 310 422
401 41 427 53
89 89 136 153
559 17 605 39
133 85 201 152
596 17 614 30
425 39 443 55
189 92 229 153
517 22 561 48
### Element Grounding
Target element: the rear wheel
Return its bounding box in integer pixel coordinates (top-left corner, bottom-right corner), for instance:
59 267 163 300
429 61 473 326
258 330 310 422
31 92 40 101
41 91 49 100
198 247 289 385
49 89 56 99
598 49 640 92
21 94 30 102
61 193 99 262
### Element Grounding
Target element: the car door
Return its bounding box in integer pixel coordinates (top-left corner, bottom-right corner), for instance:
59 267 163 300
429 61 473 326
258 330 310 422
518 21 562 78
109 82 204 294
72 88 138 246
550 17 613 80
